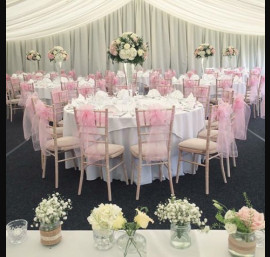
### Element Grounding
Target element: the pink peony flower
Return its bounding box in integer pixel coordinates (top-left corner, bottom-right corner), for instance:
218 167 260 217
237 207 265 231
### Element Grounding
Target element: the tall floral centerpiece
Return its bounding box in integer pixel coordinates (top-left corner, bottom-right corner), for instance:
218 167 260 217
223 46 239 69
155 195 209 249
213 192 265 257
194 43 215 75
26 50 41 61
48 46 68 73
87 203 125 250
31 192 72 246
116 207 154 257
107 32 149 87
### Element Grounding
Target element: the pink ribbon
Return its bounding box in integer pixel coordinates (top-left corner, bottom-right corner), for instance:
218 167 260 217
232 94 251 140
96 79 106 91
95 71 102 79
219 79 232 89
78 86 95 97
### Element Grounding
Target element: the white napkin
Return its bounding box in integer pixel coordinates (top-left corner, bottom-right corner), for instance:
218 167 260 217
36 72 42 76
116 89 129 99
172 76 179 84
78 79 87 86
28 79 34 83
42 78 52 83
191 74 200 80
53 77 60 83
147 89 161 98
184 93 196 109
169 90 183 99
95 91 108 101
233 76 242 83
88 78 95 86
137 71 143 76
71 94 87 107
117 71 125 77
11 74 17 78
44 73 50 78
178 75 187 83
77 76 84 81
61 77 68 82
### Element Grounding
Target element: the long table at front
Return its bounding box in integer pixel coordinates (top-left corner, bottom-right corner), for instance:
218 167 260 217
6 230 265 257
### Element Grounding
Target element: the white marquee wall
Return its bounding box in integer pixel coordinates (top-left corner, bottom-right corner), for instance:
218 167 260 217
6 0 265 76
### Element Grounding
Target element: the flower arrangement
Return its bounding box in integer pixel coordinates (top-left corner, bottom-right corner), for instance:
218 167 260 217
107 32 149 66
48 46 68 63
194 43 215 59
155 195 209 230
212 192 265 234
223 46 239 57
31 192 72 228
87 203 125 230
26 50 41 61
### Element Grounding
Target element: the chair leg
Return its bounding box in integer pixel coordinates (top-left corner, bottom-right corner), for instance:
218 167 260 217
253 104 256 118
121 154 129 185
226 157 231 177
78 155 85 195
99 165 103 179
167 160 174 195
192 153 196 174
131 156 134 185
70 150 77 170
232 156 236 167
176 150 182 183
42 153 47 179
10 105 13 122
205 157 209 195
159 164 163 182
220 154 227 183
106 160 112 201
55 150 59 188
136 159 142 200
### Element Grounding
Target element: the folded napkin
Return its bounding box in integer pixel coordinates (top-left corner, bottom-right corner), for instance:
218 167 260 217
186 93 196 102
95 90 108 100
147 89 161 98
77 76 84 81
42 78 52 83
28 79 34 83
88 78 95 86
61 77 68 82
44 73 50 78
78 80 87 86
11 74 18 78
172 77 179 84
178 75 187 83
191 74 200 80
71 94 87 107
117 89 129 99
36 72 43 76
169 90 183 99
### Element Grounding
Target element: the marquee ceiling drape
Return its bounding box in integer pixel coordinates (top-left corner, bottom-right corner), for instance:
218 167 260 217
6 0 265 41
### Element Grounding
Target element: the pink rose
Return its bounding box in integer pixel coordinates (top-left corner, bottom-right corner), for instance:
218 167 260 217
211 49 215 54
28 55 32 60
237 207 265 231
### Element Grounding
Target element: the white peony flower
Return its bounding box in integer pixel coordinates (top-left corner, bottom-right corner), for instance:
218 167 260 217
124 43 130 50
199 51 205 57
138 49 144 56
225 223 237 234
130 47 137 57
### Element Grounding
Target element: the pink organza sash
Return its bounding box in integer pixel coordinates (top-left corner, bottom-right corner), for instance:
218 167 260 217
68 70 77 80
164 70 176 79
23 93 38 141
224 70 234 75
250 68 261 75
219 79 232 89
50 73 58 81
249 75 259 103
184 79 196 88
213 102 238 158
88 74 96 80
78 86 95 97
95 71 103 80
19 82 33 106
232 94 251 140
6 74 10 81
260 76 265 119
96 79 106 91
76 105 105 164
141 106 171 162
31 100 52 153
156 85 173 96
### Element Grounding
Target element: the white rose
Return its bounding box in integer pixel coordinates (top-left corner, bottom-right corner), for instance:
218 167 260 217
225 223 237 234
138 49 144 56
36 56 41 60
116 38 121 44
206 49 211 55
224 210 236 220
119 49 128 59
124 43 130 50
200 51 206 57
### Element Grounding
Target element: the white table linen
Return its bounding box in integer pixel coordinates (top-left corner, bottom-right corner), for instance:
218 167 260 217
6 230 265 257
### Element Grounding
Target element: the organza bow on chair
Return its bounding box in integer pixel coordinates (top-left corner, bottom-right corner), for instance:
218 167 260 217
248 75 260 103
96 79 106 91
213 102 238 158
260 75 265 119
232 94 251 140
141 106 172 163
19 82 34 106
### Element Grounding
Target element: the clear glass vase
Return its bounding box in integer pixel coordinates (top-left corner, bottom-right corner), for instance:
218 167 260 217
123 63 135 96
93 229 114 250
201 58 205 75
170 223 191 249
39 221 62 246
228 231 256 257
117 231 147 257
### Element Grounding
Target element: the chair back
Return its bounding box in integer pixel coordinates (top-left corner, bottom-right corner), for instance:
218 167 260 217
214 78 233 102
10 77 21 98
19 82 34 106
149 71 161 89
61 81 78 101
183 78 200 97
135 106 175 162
245 75 260 104
74 106 108 163
156 83 173 96
222 89 234 105
193 86 210 118
77 86 95 98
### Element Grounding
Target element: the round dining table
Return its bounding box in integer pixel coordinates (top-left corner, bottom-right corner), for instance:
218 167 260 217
62 94 205 185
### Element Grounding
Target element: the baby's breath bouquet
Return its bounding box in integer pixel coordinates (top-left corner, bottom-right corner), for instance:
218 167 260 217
155 195 209 249
31 192 72 230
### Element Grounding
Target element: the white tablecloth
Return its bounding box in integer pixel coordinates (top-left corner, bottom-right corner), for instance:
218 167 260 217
6 230 265 257
63 101 205 185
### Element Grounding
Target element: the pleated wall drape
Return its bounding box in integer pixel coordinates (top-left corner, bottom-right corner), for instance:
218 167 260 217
6 0 265 76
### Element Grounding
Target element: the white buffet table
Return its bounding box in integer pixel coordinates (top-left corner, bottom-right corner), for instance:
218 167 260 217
6 230 265 257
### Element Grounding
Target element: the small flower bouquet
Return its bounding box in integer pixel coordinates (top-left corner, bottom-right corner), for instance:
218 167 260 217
194 43 215 59
107 32 149 66
155 195 209 249
223 46 239 57
117 207 154 257
212 192 265 234
213 192 265 256
26 50 41 61
48 46 68 62
31 192 72 229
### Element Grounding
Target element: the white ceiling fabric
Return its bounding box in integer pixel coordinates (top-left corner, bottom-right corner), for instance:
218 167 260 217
6 0 265 41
